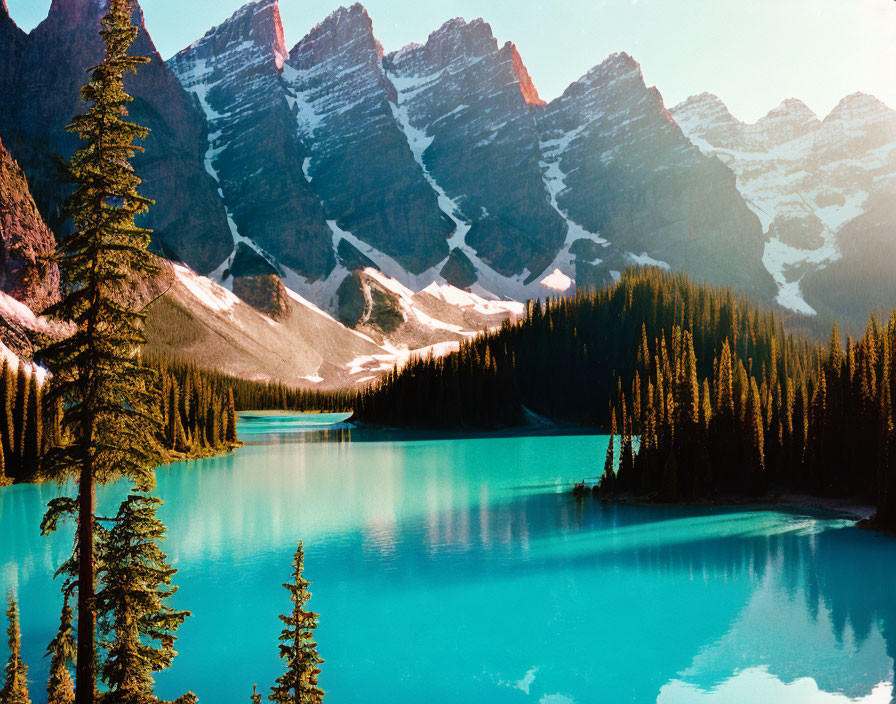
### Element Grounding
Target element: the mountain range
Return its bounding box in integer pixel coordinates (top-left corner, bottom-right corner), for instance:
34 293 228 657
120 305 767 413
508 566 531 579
0 0 894 383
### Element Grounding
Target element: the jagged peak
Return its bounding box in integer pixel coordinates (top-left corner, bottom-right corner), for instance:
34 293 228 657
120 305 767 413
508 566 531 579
175 0 286 68
289 2 377 61
562 51 644 98
825 92 894 122
46 0 108 18
421 16 497 58
389 41 422 64
505 42 545 106
673 92 732 115
757 97 819 125
299 3 372 41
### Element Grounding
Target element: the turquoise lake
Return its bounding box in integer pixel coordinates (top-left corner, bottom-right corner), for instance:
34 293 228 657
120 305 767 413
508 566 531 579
2 412 896 703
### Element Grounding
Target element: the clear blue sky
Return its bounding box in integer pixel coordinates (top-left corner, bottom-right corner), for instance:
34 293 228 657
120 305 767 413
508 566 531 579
7 0 895 121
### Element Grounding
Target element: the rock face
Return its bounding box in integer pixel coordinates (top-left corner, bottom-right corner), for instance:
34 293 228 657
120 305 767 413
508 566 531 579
672 91 896 318
5 0 890 328
0 136 58 311
539 54 771 300
168 0 334 281
285 4 451 274
1 0 232 273
163 4 777 309
0 3 26 140
384 18 566 280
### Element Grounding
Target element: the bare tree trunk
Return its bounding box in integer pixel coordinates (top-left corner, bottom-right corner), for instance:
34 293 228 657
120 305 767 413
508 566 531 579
75 461 95 704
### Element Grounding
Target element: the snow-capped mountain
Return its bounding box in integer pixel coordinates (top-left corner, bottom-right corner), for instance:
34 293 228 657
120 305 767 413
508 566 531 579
147 263 522 388
541 54 771 299
384 17 568 287
284 4 452 276
2 0 893 336
672 92 896 316
167 0 335 282
162 1 777 314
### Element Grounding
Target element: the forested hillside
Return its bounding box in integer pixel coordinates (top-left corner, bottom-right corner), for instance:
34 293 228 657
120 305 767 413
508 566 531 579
355 269 812 427
355 268 896 527
0 359 240 485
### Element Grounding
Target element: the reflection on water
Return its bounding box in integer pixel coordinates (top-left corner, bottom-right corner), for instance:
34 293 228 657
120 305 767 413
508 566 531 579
1 413 894 703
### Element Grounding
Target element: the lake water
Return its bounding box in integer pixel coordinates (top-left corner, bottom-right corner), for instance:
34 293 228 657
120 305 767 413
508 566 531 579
1 413 895 703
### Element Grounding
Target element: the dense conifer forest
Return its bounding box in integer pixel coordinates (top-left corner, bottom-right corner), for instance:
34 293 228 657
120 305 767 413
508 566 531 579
354 268 896 528
0 359 240 486
150 358 354 414
594 307 896 528
354 268 812 428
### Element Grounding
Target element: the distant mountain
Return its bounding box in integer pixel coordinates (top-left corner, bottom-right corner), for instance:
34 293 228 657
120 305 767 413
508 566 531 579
145 263 522 388
672 92 896 322
161 0 776 313
539 53 770 298
2 0 893 339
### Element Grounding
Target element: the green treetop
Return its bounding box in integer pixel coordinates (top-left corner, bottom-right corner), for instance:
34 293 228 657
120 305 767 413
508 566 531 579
45 598 75 704
0 593 30 704
95 494 193 704
270 542 325 704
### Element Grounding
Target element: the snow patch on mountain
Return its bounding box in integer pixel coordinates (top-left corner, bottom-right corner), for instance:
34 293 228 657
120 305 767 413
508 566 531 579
386 63 574 302
540 269 573 291
672 91 896 314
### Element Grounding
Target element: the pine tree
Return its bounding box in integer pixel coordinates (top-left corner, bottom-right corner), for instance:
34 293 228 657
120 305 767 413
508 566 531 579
22 374 41 478
45 598 75 704
96 494 193 704
225 388 239 445
0 593 29 704
36 3 164 700
599 409 617 496
270 542 324 704
13 368 28 463
0 362 14 471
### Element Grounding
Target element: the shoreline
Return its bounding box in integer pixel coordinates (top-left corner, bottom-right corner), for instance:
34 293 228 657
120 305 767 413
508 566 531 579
574 484 878 523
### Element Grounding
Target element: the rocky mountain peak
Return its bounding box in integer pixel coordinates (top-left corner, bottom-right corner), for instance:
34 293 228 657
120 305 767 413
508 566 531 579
825 92 895 126
507 42 545 106
579 52 641 87
669 93 743 149
45 0 111 24
175 0 286 69
754 98 820 146
290 2 378 67
420 17 499 65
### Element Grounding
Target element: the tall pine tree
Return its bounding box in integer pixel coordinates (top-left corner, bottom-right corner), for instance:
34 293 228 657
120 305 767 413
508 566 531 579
38 1 163 700
0 593 29 704
270 542 324 704
95 495 193 704
45 598 75 704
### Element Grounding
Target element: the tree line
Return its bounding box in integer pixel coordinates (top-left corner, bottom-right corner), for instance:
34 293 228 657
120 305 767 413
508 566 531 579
594 312 896 528
0 358 240 486
148 356 353 414
354 267 896 528
354 268 812 428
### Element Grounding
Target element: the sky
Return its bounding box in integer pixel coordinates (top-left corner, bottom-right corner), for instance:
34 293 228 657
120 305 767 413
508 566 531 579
6 0 896 121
